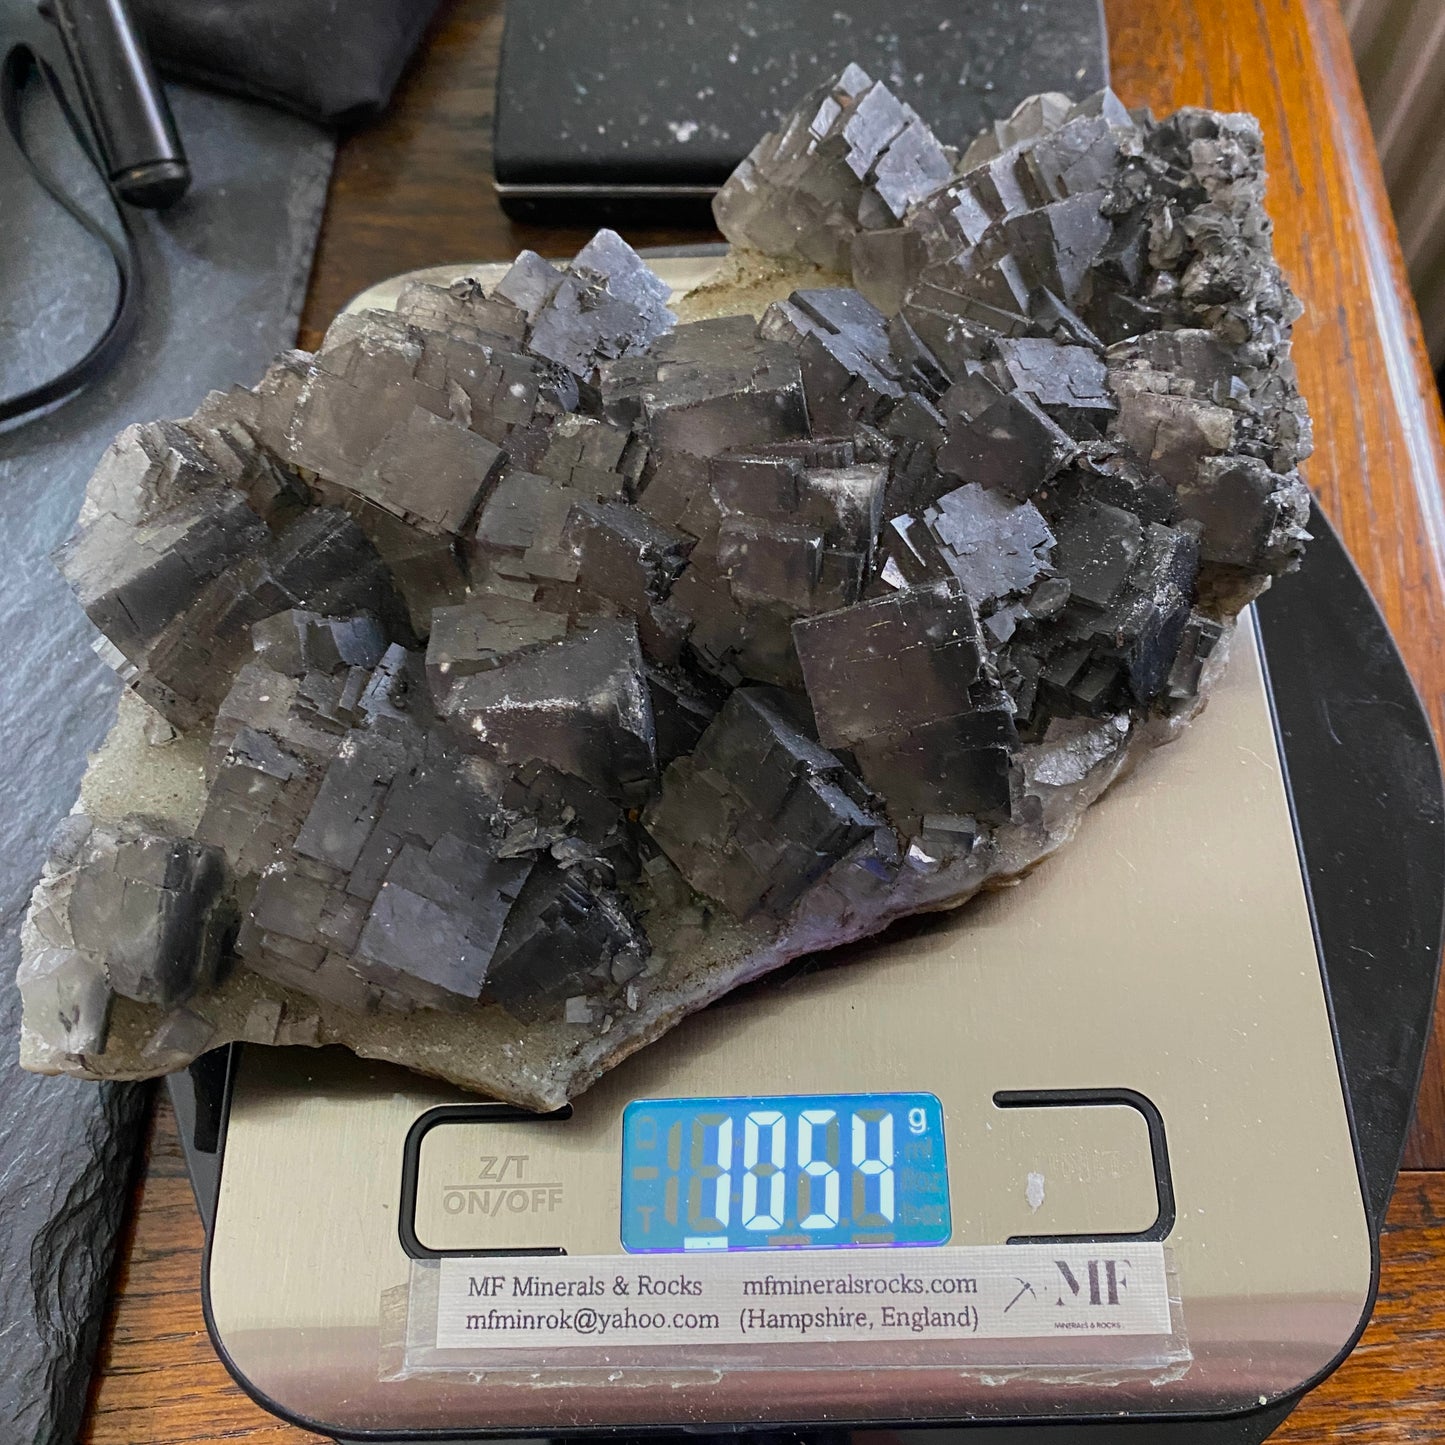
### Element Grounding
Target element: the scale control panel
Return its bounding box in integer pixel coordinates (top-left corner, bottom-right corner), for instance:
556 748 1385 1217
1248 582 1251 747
402 1090 1166 1259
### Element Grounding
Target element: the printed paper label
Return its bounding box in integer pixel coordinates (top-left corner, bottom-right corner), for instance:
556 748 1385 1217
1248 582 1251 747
433 1242 1172 1351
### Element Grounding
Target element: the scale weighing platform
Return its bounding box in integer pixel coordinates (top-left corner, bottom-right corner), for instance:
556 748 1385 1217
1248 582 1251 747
170 259 1445 1444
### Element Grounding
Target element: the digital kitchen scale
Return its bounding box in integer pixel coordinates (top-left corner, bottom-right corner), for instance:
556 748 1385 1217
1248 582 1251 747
171 258 1445 1444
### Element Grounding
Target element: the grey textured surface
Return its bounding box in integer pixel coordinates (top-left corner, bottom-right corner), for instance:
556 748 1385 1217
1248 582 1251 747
0 80 332 1444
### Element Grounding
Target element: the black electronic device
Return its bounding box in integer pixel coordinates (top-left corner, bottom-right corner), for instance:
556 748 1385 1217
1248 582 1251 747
491 0 1108 222
0 0 188 423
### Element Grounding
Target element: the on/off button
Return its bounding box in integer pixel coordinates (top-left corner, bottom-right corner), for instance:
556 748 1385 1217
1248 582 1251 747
402 1103 573 1258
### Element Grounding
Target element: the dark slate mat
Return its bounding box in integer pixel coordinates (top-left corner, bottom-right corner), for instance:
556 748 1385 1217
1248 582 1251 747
0 81 332 1445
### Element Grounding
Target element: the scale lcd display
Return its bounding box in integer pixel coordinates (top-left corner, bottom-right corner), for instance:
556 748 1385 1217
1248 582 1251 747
621 1092 951 1253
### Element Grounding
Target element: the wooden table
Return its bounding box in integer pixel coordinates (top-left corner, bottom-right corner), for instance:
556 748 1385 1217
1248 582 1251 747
79 1 1445 1440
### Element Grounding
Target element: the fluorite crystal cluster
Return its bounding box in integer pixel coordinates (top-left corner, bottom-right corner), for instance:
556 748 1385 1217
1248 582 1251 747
19 67 1310 1106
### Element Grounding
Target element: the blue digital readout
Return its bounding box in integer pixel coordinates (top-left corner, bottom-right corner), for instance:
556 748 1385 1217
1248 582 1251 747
620 1092 951 1253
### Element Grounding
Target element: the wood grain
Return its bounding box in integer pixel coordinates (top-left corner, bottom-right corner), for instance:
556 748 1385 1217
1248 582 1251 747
83 0 1445 1438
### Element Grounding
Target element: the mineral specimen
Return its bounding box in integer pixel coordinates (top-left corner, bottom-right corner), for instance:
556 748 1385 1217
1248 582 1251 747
20 817 235 1059
20 70 1312 1107
714 63 957 274
645 687 882 918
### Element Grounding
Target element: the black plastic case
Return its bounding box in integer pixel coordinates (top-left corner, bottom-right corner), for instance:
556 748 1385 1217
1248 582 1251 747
491 0 1108 224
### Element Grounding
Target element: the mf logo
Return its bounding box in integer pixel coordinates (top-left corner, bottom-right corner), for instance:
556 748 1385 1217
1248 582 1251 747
1055 1257 1131 1307
440 1154 565 1216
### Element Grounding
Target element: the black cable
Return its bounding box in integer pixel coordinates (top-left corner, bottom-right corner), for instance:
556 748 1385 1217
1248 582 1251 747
0 44 142 423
